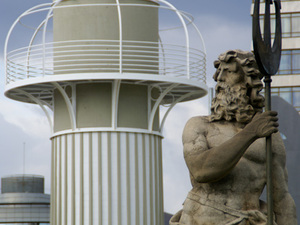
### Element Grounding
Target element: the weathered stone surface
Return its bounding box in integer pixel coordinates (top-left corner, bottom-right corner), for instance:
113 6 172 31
170 50 297 225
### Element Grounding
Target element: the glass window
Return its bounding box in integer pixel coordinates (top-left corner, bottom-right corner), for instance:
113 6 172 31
271 87 300 112
258 13 300 38
259 16 264 31
270 88 277 96
282 15 291 37
293 87 300 91
293 91 300 107
292 51 300 74
279 53 291 74
271 15 276 35
292 14 300 37
280 92 292 104
280 87 292 92
277 50 300 75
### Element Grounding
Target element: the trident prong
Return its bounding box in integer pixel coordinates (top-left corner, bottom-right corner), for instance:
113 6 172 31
253 0 282 76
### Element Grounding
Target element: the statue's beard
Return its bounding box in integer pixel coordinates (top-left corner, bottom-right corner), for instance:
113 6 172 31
209 82 265 123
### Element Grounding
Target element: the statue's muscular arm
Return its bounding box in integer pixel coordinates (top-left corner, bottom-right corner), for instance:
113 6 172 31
272 133 297 224
182 111 279 183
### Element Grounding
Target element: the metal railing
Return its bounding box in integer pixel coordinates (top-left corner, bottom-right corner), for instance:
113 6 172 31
5 1 206 86
6 40 206 84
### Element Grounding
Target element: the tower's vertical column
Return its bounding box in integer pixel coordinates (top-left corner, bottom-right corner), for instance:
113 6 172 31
51 132 164 225
51 0 163 224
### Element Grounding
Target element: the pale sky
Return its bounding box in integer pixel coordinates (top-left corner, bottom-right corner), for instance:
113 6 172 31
0 0 253 215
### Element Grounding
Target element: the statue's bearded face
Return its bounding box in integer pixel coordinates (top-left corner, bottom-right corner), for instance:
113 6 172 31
210 60 265 123
214 61 244 87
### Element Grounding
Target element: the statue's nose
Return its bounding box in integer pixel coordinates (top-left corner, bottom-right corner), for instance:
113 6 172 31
217 68 225 81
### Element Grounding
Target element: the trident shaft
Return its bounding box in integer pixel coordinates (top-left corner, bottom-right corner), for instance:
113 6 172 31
252 0 282 224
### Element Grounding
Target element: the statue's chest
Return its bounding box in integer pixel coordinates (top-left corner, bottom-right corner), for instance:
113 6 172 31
206 124 266 164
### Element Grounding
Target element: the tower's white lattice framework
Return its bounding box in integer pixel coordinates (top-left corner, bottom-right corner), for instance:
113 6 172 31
4 0 207 225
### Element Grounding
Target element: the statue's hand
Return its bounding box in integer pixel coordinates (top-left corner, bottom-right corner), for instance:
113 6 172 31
244 111 279 138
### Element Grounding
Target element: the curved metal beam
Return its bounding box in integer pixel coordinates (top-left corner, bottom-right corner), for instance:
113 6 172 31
148 83 179 132
158 0 190 78
4 3 52 83
116 0 123 72
27 15 53 78
52 82 76 130
16 89 53 134
180 13 206 55
43 0 64 76
159 90 203 133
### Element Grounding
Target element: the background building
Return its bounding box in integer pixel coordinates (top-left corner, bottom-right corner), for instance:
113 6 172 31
252 0 300 112
271 0 300 113
0 175 50 225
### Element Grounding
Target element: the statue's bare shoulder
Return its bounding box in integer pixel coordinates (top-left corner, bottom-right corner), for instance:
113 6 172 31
183 116 209 141
182 116 210 158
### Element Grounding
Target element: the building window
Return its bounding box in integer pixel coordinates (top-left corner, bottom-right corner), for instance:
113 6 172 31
277 50 300 75
292 14 300 37
293 87 300 109
266 87 300 112
259 13 300 38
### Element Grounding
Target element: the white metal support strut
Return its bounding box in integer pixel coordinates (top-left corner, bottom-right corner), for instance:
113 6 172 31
159 90 203 133
148 83 179 132
16 89 53 134
112 80 121 130
52 82 76 130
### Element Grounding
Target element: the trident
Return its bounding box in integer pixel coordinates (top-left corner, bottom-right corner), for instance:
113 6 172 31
252 0 282 224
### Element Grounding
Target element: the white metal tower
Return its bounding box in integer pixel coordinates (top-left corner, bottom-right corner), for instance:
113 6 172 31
4 0 207 224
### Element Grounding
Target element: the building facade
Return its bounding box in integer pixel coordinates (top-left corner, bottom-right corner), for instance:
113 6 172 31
252 0 300 112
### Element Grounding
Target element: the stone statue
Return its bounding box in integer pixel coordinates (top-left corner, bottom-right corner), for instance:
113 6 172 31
170 50 297 225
